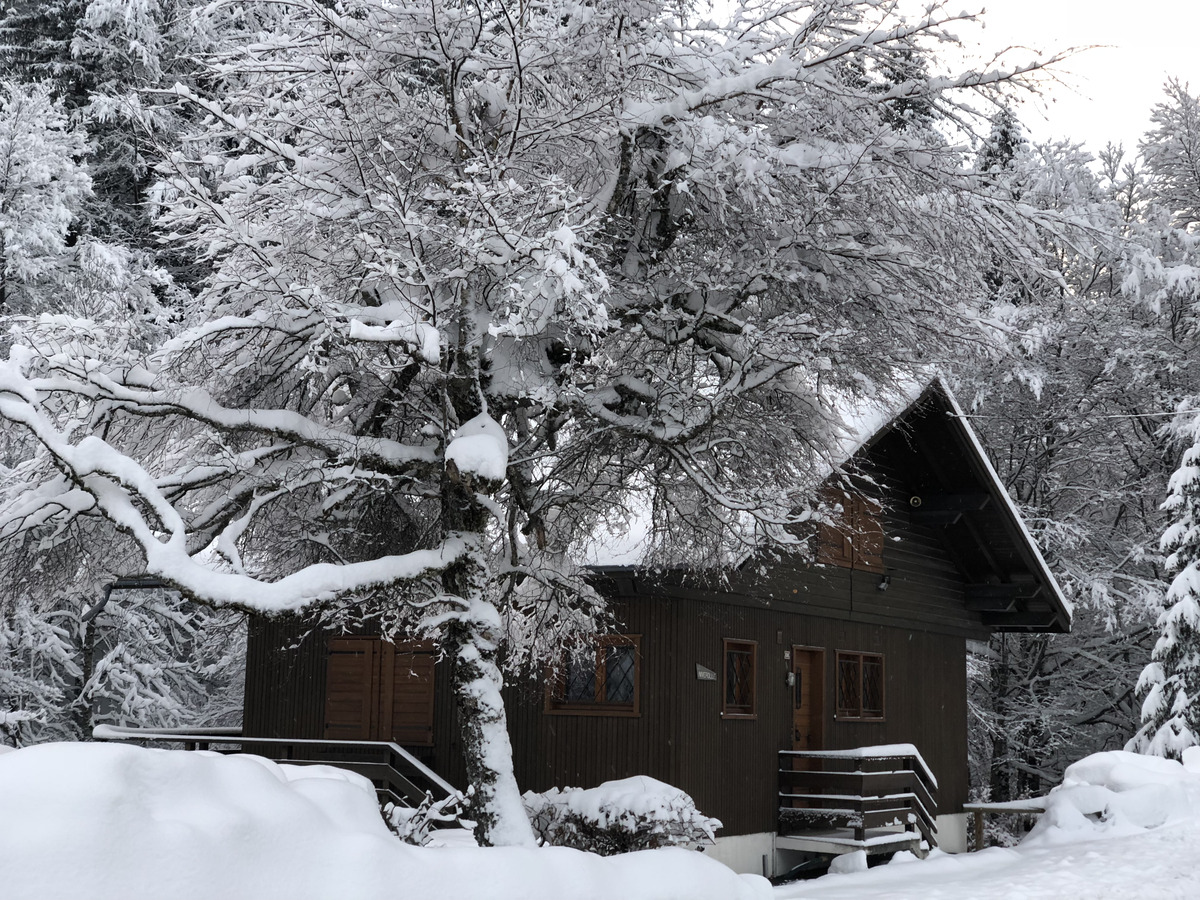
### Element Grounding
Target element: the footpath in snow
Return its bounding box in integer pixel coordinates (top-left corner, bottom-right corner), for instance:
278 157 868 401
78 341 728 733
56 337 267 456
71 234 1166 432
779 749 1200 900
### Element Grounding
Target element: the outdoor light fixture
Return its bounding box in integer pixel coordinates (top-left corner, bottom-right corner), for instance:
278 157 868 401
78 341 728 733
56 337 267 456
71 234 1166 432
877 573 892 591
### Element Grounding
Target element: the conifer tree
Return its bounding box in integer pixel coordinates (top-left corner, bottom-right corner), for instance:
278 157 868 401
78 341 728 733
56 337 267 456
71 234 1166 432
1130 406 1200 759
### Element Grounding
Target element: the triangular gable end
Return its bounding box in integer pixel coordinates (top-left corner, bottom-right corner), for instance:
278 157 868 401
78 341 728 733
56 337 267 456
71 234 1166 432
850 378 1072 634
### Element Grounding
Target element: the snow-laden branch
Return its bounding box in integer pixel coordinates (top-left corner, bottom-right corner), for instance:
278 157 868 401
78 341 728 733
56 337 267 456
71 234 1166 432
0 366 466 615
3 356 436 475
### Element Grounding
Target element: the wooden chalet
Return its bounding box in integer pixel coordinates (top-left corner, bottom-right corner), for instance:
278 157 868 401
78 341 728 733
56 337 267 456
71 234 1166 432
202 380 1071 875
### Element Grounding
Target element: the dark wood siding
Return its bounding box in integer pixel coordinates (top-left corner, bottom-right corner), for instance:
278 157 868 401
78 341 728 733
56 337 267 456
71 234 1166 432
241 404 1005 838
243 615 326 739
243 489 977 838
501 592 968 837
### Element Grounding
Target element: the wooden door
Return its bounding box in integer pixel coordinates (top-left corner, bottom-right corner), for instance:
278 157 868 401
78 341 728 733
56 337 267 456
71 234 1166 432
322 638 435 746
792 647 824 752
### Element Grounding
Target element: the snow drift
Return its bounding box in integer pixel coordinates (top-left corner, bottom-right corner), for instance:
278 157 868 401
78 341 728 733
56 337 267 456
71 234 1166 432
0 742 769 900
1025 747 1200 845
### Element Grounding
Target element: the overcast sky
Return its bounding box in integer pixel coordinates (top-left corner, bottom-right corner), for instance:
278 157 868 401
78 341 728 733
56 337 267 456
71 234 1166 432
937 2 1200 158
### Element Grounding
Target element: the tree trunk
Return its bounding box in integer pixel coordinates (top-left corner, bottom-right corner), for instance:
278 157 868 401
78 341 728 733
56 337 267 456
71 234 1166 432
990 633 1011 802
439 418 535 846
447 606 536 847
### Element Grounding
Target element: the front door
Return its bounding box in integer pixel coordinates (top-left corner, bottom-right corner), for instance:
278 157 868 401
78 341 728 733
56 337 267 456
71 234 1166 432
792 646 824 752
323 637 436 746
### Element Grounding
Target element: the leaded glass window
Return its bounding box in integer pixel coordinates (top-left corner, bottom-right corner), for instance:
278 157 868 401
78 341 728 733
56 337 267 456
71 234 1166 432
547 635 640 716
722 639 757 718
835 651 885 720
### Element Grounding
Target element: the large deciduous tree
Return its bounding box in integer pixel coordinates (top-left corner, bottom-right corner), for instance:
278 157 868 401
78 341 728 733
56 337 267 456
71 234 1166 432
0 0 1058 843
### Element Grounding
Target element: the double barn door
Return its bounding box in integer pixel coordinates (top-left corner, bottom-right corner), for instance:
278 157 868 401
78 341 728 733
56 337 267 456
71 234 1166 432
323 637 436 747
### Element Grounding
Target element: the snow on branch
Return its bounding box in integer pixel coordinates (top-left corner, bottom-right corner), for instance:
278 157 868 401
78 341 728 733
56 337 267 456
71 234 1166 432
0 359 464 615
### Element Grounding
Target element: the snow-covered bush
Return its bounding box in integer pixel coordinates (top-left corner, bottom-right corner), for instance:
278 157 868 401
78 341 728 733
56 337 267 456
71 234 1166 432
383 792 464 846
523 776 720 855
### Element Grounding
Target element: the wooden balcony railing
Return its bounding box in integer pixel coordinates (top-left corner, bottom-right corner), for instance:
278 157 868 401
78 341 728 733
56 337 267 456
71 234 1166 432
93 724 457 811
778 744 938 851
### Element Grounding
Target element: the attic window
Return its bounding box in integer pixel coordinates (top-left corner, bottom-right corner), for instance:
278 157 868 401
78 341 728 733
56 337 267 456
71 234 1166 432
547 635 640 717
836 651 885 720
816 488 884 573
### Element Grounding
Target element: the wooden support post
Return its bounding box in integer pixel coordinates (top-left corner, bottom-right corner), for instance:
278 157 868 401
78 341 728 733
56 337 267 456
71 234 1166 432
974 808 985 851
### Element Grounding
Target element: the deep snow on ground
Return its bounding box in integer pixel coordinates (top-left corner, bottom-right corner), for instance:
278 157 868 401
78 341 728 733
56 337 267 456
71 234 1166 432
0 742 769 900
5 743 1200 900
779 749 1200 900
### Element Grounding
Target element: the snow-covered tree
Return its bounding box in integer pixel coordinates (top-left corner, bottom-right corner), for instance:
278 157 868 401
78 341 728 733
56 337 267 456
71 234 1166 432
0 80 91 314
1141 80 1200 231
0 0 1062 844
1129 405 1200 759
955 133 1178 800
0 587 245 746
0 0 92 101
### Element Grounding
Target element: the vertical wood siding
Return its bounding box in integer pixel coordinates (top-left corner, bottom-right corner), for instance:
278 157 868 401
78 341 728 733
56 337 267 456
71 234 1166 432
243 616 327 739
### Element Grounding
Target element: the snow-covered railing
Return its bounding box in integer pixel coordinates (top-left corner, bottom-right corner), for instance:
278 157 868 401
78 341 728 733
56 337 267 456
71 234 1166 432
93 725 457 809
962 798 1047 851
778 744 939 851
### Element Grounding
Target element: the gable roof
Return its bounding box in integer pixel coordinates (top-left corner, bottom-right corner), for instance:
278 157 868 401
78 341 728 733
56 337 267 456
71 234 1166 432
587 376 1072 635
851 378 1072 633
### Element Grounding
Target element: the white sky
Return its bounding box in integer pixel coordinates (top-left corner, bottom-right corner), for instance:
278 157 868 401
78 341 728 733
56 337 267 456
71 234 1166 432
934 2 1200 158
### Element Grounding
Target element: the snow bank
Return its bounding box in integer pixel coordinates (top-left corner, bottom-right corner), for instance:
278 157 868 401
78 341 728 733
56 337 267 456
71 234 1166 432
0 743 769 900
1024 748 1200 846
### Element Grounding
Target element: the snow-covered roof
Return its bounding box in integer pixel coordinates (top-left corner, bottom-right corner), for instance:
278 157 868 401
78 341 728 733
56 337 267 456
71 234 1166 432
831 376 1072 632
933 379 1074 626
586 375 1072 633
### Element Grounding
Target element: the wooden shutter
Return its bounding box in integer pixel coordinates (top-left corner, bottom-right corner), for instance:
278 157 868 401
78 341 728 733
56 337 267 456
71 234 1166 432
389 642 436 747
323 638 435 746
323 638 378 740
816 489 855 567
852 496 884 573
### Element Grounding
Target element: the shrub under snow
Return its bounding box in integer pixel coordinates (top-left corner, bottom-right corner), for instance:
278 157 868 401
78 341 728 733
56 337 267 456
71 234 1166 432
523 776 721 855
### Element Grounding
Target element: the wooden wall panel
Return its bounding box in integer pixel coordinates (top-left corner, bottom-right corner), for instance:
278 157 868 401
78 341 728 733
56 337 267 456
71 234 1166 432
243 616 327 740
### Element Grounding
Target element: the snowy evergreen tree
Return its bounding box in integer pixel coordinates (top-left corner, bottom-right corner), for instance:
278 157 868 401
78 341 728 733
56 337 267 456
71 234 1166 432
1129 405 1200 759
0 0 92 102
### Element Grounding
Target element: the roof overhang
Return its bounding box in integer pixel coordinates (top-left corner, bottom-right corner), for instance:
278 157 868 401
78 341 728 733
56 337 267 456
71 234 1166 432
860 378 1072 633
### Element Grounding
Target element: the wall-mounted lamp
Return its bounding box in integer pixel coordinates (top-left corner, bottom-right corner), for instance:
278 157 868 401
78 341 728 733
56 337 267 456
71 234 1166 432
877 573 892 592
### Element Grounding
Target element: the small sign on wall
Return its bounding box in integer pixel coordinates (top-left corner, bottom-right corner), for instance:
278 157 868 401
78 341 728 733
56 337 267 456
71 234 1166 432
696 663 717 682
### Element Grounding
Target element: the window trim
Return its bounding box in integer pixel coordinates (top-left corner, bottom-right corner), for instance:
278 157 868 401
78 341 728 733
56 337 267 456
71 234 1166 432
545 634 641 718
721 638 758 720
834 650 886 722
